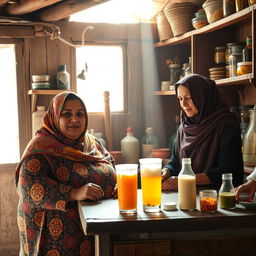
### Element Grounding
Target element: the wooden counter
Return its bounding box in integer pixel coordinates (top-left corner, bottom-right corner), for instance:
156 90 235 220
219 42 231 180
78 191 256 256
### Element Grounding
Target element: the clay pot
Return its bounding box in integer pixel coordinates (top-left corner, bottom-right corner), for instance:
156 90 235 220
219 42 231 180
110 151 122 164
152 148 171 159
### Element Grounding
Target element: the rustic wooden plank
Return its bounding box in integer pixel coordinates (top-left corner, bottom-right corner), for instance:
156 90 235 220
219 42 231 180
39 0 109 22
6 0 62 15
0 25 34 38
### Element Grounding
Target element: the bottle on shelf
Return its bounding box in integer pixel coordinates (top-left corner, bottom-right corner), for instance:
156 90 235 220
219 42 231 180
56 64 70 90
242 35 252 62
32 106 46 136
121 127 139 164
178 158 196 211
184 57 192 77
243 106 256 167
141 127 158 158
219 173 236 209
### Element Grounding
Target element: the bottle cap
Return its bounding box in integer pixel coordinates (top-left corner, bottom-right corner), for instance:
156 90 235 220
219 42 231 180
162 202 177 211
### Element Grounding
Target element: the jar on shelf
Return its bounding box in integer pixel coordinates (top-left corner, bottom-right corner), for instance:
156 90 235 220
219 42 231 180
229 53 242 76
185 57 192 77
243 106 256 167
223 0 236 16
169 64 182 85
180 63 189 79
214 46 226 65
235 0 248 12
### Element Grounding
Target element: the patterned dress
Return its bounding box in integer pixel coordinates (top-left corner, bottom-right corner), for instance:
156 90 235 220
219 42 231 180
16 92 116 256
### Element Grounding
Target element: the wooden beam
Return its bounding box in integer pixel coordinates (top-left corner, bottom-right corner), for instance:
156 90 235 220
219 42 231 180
0 0 10 6
6 0 62 15
0 25 35 38
39 0 109 22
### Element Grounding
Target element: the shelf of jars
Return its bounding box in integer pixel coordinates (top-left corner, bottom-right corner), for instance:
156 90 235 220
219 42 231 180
153 90 176 95
28 89 71 112
154 5 254 48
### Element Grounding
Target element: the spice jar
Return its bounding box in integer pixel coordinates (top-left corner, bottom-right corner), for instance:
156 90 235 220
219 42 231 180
214 46 226 65
200 190 218 212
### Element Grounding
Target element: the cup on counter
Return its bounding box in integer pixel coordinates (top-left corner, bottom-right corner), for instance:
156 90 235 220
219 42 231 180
116 164 138 214
139 158 162 212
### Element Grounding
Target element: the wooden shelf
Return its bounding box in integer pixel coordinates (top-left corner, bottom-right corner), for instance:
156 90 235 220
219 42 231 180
154 90 176 95
154 5 254 48
215 73 254 86
28 89 71 112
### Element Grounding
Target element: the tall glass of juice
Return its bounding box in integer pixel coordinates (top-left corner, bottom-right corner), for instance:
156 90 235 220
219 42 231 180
139 158 162 212
116 164 138 214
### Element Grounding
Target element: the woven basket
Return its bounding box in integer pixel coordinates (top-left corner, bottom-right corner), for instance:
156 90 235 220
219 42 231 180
155 11 174 41
164 2 197 37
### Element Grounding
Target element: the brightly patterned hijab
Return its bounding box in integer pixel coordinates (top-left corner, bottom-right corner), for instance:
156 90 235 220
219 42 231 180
16 92 112 175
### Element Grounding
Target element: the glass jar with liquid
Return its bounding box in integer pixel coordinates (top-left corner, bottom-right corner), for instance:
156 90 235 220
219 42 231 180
219 173 236 209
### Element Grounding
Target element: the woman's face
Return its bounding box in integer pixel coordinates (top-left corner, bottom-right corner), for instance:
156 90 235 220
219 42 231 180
59 99 86 140
177 85 199 118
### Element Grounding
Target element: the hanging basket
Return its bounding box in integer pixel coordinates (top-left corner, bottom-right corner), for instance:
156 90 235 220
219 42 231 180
155 10 174 41
164 2 197 37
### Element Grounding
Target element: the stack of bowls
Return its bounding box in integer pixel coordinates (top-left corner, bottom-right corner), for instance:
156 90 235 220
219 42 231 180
192 9 208 29
32 75 51 89
164 2 197 37
209 66 226 80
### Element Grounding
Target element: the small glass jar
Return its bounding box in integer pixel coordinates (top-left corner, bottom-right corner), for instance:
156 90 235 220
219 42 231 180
199 190 218 212
214 46 226 65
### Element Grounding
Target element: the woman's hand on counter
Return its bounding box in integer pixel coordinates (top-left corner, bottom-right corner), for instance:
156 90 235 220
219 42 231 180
162 176 178 191
235 179 256 201
70 183 104 201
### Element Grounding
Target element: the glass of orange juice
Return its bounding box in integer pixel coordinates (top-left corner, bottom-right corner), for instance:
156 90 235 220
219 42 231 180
116 164 138 214
139 158 162 212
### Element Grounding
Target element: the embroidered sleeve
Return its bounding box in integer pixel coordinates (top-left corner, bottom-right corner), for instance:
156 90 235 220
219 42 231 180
17 155 72 212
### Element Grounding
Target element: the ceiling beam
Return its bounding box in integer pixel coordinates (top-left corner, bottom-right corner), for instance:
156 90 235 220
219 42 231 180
5 0 62 15
39 0 109 22
0 0 10 6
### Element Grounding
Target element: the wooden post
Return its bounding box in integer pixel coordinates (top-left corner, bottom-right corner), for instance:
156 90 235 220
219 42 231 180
103 91 113 151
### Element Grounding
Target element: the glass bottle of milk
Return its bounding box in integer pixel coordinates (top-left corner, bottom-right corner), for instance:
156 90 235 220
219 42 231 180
178 158 196 210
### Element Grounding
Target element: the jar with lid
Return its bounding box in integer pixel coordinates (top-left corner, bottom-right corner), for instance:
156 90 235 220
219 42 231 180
229 50 242 77
169 64 182 85
243 106 256 167
199 190 218 212
56 64 70 90
178 158 196 211
214 46 226 65
223 0 235 16
219 173 236 209
225 43 244 65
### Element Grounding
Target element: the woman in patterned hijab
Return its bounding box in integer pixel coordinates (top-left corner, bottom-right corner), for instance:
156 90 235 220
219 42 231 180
162 74 243 190
16 91 116 256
